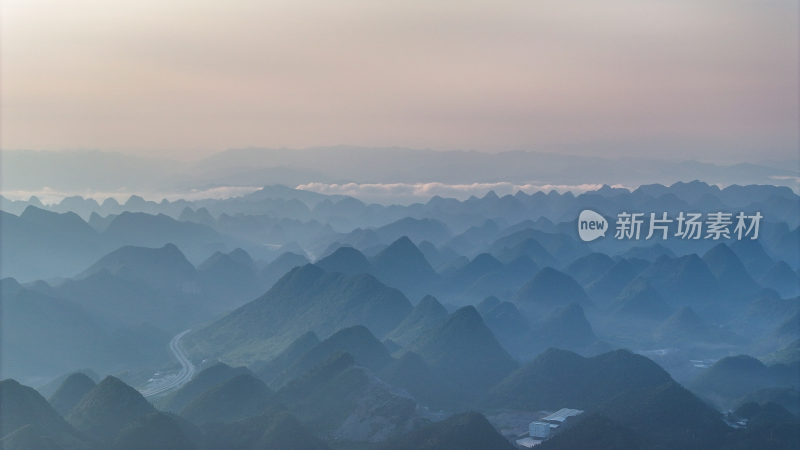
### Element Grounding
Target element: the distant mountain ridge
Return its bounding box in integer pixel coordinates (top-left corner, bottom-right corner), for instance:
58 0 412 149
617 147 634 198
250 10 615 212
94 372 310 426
4 149 797 201
4 175 800 449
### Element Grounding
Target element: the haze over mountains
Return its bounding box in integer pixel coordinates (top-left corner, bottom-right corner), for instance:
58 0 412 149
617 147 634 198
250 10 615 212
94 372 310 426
3 148 798 204
1 180 799 449
3 0 798 444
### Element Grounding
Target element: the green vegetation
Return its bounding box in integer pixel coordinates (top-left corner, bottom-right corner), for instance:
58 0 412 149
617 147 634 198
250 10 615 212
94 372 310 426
185 264 412 364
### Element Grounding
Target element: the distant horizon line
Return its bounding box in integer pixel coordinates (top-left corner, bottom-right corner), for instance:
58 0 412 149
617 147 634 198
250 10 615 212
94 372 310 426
2 179 798 207
2 146 797 167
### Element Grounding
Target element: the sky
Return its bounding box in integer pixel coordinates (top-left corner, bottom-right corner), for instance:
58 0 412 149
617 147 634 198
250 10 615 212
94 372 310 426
1 0 798 163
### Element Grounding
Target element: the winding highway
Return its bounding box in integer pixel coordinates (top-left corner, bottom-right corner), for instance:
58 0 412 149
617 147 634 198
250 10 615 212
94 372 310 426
140 329 196 397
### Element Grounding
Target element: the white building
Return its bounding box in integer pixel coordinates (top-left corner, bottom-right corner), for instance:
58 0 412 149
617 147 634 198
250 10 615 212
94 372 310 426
520 407 584 447
515 437 541 448
541 408 584 424
529 421 551 439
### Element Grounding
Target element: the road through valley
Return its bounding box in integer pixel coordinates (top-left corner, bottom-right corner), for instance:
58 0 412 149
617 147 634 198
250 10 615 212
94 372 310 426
140 329 195 397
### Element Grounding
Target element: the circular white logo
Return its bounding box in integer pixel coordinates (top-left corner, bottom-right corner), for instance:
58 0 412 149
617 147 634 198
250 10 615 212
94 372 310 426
578 210 607 242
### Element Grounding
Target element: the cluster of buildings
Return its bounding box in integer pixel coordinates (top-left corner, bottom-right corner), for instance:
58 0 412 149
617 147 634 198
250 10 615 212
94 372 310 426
515 408 584 448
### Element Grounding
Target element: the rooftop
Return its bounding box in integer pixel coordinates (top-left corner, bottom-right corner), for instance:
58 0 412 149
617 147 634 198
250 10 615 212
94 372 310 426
515 437 542 448
541 408 584 423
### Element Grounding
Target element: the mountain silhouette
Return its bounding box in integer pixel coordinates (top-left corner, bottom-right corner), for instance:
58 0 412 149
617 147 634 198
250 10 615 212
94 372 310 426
528 303 597 355
730 239 775 279
48 373 97 417
613 279 673 321
78 243 197 291
197 249 261 303
378 351 457 410
2 284 120 380
494 237 558 267
270 325 391 388
760 261 800 298
19 205 94 234
565 252 615 286
380 411 513 450
593 380 730 449
638 254 719 307
691 355 798 403
654 306 737 345
186 264 412 363
276 353 418 442
515 267 590 311
112 411 198 450
0 379 88 449
374 217 451 244
478 299 531 358
586 259 643 305
538 414 643 450
160 362 253 413
408 306 518 397
1 206 102 282
444 253 503 289
260 251 310 287
180 374 275 425
66 376 156 443
316 246 372 275
101 212 221 260
703 243 760 298
202 409 330 450
371 236 438 296
486 349 672 411
386 295 448 347
254 331 321 385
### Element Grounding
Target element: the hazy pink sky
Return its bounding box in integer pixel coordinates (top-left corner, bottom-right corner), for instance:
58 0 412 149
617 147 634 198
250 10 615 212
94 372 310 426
2 0 797 162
